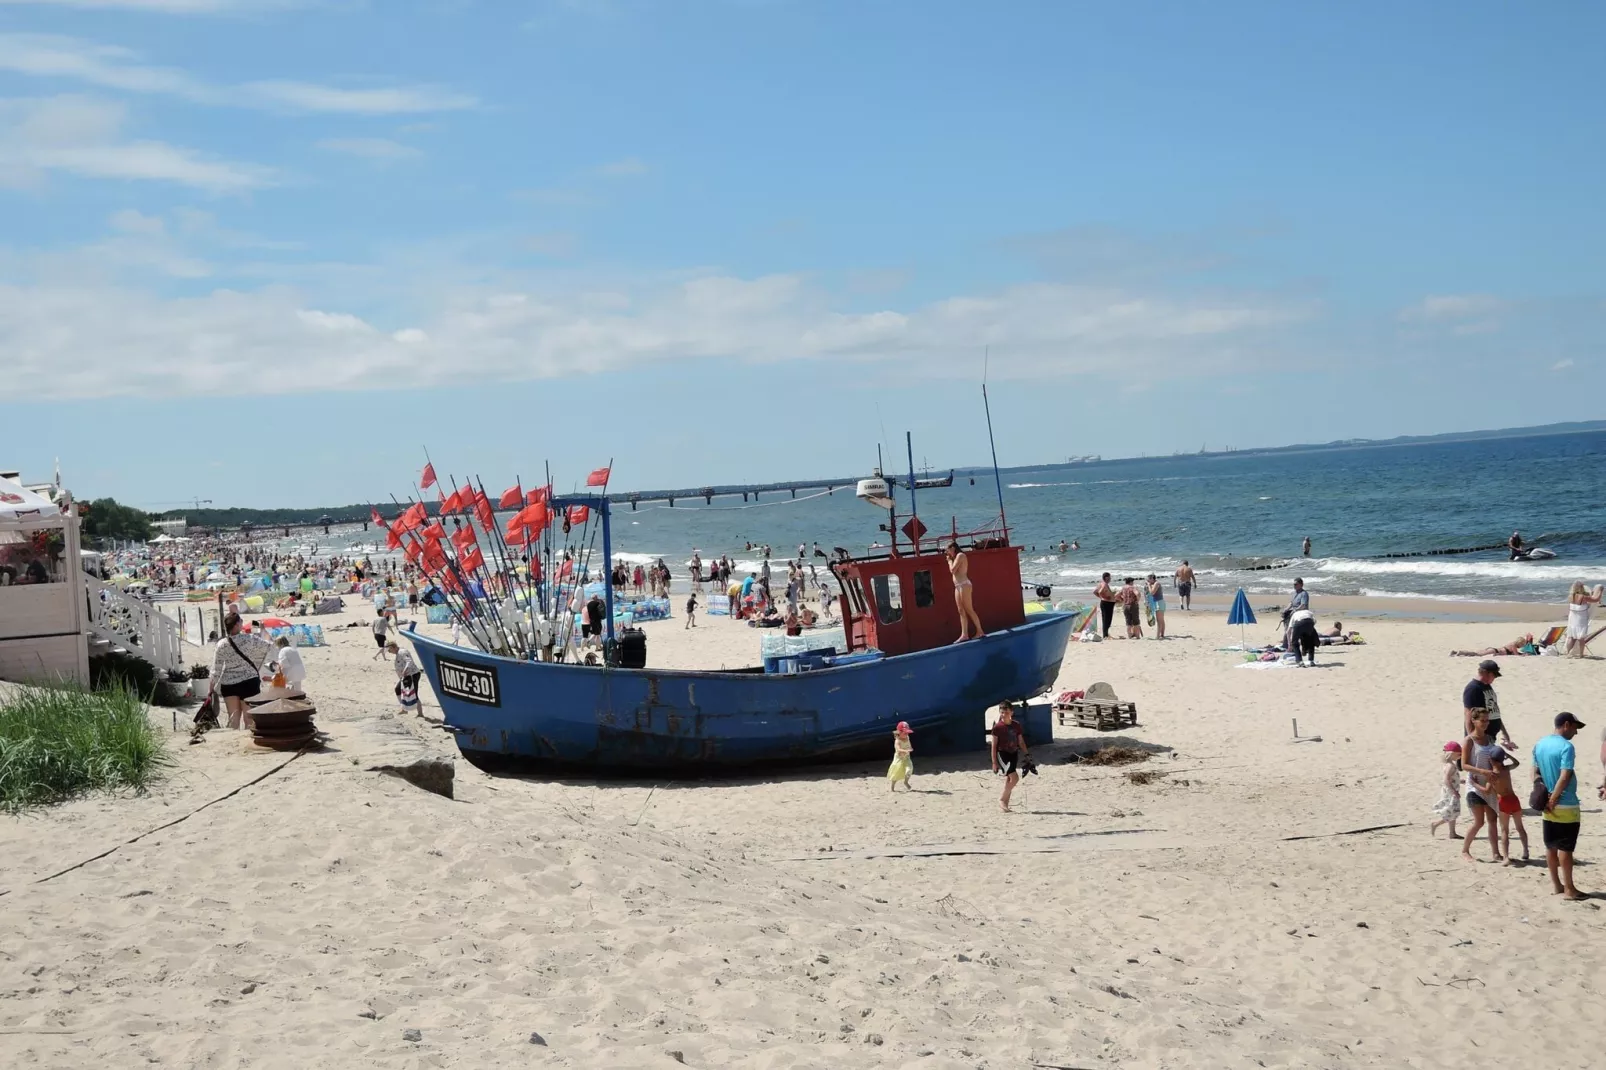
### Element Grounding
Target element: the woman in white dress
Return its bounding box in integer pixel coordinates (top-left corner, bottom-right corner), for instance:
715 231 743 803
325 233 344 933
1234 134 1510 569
1564 581 1603 658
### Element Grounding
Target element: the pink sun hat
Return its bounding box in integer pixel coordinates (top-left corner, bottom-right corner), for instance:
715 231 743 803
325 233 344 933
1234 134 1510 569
1443 741 1462 752
896 721 913 734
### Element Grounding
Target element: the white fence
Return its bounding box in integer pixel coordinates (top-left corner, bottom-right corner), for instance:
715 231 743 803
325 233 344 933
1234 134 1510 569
86 575 187 673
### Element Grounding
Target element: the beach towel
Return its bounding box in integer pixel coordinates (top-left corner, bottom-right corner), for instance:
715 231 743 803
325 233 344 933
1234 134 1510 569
396 675 420 710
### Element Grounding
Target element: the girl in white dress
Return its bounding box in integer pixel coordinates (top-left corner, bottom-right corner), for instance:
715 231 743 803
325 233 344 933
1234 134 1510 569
1564 581 1603 658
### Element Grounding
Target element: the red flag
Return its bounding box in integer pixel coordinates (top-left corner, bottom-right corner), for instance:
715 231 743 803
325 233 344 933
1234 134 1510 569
420 463 437 490
525 486 548 506
422 521 447 544
398 502 427 531
567 504 590 525
558 557 574 579
459 547 485 573
473 497 494 531
451 525 477 552
516 502 549 532
498 484 522 509
441 570 461 592
586 466 610 487
370 508 384 526
422 539 447 573
386 526 403 550
403 538 422 562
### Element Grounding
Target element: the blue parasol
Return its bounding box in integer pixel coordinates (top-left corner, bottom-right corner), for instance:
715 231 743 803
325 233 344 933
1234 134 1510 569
1227 588 1256 650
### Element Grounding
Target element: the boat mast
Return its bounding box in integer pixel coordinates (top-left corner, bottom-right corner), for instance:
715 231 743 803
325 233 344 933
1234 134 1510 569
905 431 920 555
982 350 1008 540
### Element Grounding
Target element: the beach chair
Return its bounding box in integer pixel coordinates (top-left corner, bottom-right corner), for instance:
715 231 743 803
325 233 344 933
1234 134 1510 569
1055 681 1139 731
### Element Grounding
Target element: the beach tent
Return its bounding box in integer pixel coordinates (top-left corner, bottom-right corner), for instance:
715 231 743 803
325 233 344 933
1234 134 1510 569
1227 588 1257 651
0 478 59 520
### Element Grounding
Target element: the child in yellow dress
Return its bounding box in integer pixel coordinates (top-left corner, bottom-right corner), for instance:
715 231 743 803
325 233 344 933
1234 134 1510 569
887 721 914 791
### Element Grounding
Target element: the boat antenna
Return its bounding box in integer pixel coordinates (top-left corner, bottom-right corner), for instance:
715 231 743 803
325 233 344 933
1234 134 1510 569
981 347 1008 539
905 430 920 554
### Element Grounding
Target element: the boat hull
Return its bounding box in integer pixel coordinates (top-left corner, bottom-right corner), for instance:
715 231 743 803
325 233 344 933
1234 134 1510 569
405 612 1076 773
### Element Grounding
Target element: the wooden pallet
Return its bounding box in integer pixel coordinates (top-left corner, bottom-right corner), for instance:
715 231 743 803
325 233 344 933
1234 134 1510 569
1055 700 1139 731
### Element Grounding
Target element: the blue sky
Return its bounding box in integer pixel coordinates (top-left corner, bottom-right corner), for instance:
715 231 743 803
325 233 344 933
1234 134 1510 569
0 0 1601 509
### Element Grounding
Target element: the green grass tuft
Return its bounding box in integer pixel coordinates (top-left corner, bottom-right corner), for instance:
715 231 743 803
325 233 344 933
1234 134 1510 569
0 683 171 811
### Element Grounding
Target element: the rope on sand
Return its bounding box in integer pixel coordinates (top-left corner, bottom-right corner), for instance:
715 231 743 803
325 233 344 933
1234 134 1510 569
29 747 312 887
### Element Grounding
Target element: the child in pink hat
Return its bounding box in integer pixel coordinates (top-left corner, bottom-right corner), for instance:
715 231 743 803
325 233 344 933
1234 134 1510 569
887 722 914 792
1430 740 1462 838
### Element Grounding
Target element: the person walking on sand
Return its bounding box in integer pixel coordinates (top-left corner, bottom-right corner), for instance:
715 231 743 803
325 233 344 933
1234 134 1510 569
990 702 1029 812
371 610 392 660
1174 561 1195 610
1462 660 1514 748
1093 572 1117 638
1430 741 1463 839
1460 708 1505 862
684 592 698 629
1534 712 1586 900
1118 577 1143 639
389 641 423 714
1146 574 1166 639
1289 577 1310 613
212 611 273 730
887 721 914 792
946 540 984 641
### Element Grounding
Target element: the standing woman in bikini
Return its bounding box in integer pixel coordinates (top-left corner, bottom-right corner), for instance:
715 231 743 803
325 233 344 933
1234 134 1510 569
946 540 984 642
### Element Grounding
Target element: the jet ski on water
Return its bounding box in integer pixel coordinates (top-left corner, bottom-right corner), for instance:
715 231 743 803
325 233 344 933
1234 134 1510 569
1507 531 1557 561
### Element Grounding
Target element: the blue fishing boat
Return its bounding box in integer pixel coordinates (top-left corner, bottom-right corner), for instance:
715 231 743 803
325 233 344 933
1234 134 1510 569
405 435 1075 773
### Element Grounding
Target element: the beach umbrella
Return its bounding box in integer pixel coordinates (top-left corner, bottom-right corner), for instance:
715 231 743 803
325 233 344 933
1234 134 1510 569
1227 588 1256 650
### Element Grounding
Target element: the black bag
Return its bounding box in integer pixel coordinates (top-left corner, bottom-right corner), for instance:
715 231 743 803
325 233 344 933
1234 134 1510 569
193 692 219 731
1529 775 1550 813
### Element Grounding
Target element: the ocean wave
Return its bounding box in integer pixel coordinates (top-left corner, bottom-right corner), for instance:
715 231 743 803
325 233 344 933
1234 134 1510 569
1357 588 1482 602
1007 481 1083 489
1316 557 1606 582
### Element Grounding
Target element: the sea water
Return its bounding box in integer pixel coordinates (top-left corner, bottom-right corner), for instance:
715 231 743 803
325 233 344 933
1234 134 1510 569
599 429 1606 605
316 429 1606 605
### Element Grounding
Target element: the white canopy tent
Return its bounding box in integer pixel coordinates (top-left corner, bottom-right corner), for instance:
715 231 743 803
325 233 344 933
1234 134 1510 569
0 478 60 520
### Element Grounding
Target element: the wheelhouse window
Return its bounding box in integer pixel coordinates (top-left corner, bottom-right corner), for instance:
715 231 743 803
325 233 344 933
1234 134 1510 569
872 574 903 625
912 569 935 609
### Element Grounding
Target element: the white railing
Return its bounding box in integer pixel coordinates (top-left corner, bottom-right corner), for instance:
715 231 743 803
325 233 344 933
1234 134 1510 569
86 575 186 673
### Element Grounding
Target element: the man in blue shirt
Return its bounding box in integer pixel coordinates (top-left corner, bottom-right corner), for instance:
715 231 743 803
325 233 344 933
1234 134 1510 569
1289 578 1309 613
1533 712 1586 901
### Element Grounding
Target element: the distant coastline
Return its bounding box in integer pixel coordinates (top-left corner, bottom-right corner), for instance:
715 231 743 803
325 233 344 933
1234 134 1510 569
149 420 1606 525
970 419 1606 478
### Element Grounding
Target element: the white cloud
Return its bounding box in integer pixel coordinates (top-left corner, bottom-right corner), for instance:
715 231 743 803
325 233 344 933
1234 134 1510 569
0 95 272 191
1399 293 1507 322
524 231 577 257
0 218 1314 399
0 34 477 114
244 81 476 115
109 208 165 234
1551 359 1574 372
316 136 422 160
595 157 646 177
0 34 198 95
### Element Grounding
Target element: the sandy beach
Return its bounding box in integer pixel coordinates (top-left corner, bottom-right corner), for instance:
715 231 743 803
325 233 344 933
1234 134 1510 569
3 594 1603 1069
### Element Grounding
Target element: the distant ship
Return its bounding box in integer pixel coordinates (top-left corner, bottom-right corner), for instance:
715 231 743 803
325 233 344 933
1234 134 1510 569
1063 455 1101 464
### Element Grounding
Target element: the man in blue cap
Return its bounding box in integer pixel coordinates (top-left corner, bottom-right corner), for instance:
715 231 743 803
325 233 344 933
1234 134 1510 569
1534 712 1586 901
